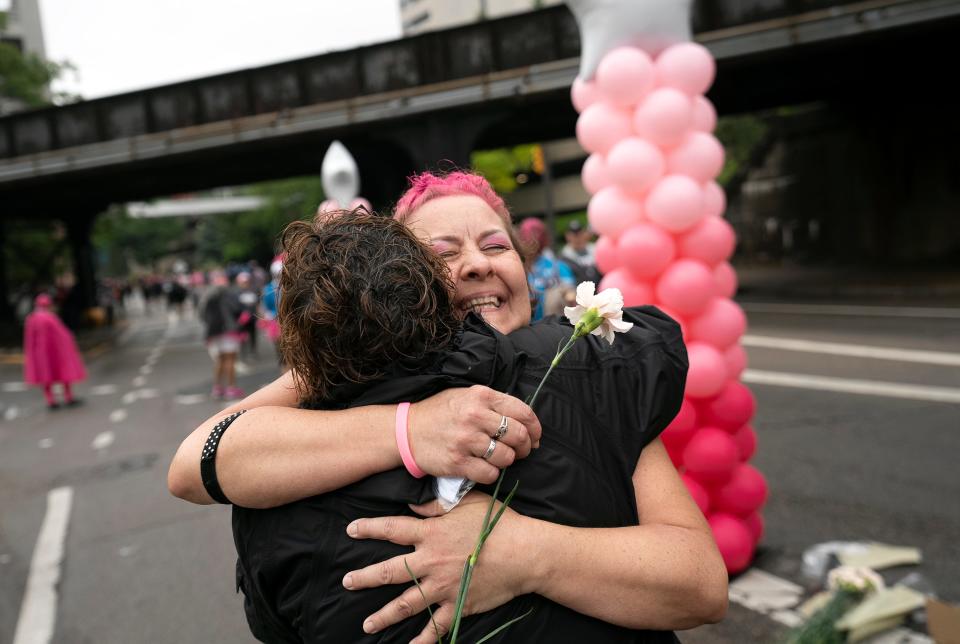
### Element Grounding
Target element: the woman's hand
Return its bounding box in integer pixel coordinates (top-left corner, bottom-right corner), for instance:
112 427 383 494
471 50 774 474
409 386 542 484
342 493 534 644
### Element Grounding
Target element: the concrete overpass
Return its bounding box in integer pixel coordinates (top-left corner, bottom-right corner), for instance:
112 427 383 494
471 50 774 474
1 0 958 311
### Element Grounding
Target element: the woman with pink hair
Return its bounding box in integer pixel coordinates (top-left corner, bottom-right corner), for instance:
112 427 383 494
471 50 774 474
23 294 87 409
170 171 726 642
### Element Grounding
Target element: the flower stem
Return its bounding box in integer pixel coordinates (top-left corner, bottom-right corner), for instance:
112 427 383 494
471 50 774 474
525 333 577 408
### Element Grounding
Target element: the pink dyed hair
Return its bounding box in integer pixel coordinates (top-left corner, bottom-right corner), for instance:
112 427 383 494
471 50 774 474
393 171 511 225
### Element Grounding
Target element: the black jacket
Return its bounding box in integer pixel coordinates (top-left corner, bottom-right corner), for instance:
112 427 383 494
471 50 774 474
233 308 687 643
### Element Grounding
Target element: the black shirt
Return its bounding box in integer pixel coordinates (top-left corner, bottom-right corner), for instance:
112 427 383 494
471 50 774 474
233 307 687 643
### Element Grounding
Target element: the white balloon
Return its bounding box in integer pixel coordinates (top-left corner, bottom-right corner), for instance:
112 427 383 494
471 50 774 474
321 140 360 208
566 0 693 81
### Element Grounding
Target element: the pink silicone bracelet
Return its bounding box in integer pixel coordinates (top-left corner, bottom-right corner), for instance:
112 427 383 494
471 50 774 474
395 402 426 478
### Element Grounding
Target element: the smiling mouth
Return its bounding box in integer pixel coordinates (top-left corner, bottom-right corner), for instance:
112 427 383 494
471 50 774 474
462 296 502 315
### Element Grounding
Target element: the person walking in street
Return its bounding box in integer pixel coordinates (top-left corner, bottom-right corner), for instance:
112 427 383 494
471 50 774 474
201 272 246 400
23 293 87 409
235 272 259 358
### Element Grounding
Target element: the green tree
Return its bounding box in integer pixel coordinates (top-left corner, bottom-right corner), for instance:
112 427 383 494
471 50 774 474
715 114 770 188
471 144 539 194
0 11 79 108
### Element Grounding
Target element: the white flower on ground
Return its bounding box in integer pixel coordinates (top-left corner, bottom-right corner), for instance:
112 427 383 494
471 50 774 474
827 566 885 595
564 281 634 344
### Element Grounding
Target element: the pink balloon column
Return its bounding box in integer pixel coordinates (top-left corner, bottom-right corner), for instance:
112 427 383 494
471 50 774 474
574 43 766 574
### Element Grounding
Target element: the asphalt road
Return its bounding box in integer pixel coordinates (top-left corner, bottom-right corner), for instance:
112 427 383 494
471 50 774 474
1 301 957 644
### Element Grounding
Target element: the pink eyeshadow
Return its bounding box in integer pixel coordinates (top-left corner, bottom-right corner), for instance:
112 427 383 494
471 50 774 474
483 233 512 248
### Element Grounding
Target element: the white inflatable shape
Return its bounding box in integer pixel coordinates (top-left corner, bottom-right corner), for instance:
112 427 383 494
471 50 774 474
321 140 360 208
566 0 693 80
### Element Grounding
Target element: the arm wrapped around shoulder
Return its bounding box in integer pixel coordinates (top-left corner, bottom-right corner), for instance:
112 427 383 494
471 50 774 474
621 305 688 444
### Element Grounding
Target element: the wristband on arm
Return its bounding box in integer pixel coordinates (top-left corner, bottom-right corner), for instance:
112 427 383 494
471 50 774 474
395 402 426 478
200 409 247 504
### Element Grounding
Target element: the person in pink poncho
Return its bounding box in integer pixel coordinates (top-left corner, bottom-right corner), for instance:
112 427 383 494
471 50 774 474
23 294 87 409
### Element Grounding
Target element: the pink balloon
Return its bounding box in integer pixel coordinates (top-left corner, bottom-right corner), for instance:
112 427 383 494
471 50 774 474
744 511 765 545
571 77 600 113
577 102 634 154
683 426 739 482
317 199 340 213
703 181 727 218
665 440 684 467
633 88 692 147
655 259 715 316
587 186 643 238
733 424 757 462
582 153 612 194
618 223 676 279
655 42 716 96
724 344 748 380
599 268 653 307
349 197 371 211
713 262 738 298
645 175 705 233
692 96 718 132
594 235 620 274
661 399 698 453
689 298 747 349
667 132 726 183
684 342 728 398
679 216 736 266
682 473 711 515
606 138 665 194
701 381 756 431
708 513 755 573
596 47 655 107
714 464 768 517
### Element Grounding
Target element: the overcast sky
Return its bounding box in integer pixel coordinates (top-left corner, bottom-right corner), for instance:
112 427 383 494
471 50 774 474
36 0 402 99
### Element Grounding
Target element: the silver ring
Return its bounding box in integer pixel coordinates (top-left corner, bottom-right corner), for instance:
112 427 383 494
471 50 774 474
494 415 508 440
481 438 497 460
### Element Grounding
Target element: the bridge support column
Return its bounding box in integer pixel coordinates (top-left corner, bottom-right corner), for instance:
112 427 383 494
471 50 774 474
389 113 498 175
0 220 13 325
66 212 98 314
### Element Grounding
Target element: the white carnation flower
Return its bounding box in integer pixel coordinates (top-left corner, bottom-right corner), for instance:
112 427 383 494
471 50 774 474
563 281 634 344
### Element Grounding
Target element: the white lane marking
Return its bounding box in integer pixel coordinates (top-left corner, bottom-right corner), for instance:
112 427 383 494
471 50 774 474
740 302 960 319
91 431 115 450
5 406 20 421
139 365 152 375
13 486 73 644
38 439 53 449
137 388 159 400
131 376 146 388
108 409 127 423
3 382 29 392
117 545 138 558
174 394 209 405
742 335 960 366
743 369 960 404
122 391 137 405
89 385 117 395
145 356 158 366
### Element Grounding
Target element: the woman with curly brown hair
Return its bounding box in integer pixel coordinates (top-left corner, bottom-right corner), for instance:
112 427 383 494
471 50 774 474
170 171 727 643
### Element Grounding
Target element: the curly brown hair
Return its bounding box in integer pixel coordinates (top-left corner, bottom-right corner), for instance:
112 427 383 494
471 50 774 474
278 209 461 406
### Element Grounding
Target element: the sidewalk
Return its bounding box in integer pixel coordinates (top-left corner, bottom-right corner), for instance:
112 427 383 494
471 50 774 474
734 264 960 306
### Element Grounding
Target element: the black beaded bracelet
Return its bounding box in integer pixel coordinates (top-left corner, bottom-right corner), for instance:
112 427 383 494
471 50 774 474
200 410 247 504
